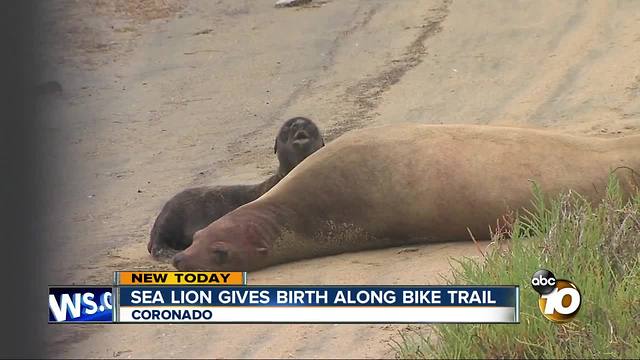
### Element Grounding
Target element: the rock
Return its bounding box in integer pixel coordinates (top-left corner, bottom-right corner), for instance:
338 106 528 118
275 0 312 8
397 247 419 254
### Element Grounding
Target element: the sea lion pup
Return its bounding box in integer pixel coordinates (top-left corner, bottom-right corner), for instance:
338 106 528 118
172 123 640 271
147 117 324 258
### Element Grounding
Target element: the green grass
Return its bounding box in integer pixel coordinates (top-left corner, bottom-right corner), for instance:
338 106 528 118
394 175 640 359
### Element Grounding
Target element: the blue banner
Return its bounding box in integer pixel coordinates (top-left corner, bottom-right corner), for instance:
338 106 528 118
118 285 517 307
48 287 114 323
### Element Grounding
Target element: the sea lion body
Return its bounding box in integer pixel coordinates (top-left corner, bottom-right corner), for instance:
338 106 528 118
148 117 324 258
173 124 640 271
148 178 280 255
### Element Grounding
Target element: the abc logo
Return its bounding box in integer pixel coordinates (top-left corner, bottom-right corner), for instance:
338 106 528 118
531 269 581 323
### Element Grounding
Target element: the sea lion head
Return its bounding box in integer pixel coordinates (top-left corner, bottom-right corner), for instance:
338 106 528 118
274 117 324 174
172 215 269 271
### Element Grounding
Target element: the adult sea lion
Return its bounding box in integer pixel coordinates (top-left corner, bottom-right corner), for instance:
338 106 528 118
148 117 324 258
172 123 640 271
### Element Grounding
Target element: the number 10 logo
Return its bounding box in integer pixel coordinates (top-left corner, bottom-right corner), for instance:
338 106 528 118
531 269 582 323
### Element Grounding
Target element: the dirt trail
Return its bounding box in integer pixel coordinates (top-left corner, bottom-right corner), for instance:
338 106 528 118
42 0 640 358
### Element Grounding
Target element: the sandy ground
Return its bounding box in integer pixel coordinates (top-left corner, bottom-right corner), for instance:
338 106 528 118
39 0 640 358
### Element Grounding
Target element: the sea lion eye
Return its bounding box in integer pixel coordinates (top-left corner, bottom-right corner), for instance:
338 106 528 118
213 248 229 264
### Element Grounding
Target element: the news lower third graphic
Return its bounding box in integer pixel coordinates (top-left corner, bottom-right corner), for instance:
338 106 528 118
116 285 519 323
49 272 520 324
531 269 582 323
114 271 246 286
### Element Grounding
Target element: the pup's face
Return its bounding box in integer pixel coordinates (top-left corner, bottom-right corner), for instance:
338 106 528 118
274 117 324 174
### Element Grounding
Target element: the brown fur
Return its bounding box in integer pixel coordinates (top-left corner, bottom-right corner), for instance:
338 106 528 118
172 123 640 271
147 117 324 258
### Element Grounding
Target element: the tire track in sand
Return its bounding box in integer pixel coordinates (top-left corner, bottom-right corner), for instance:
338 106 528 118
325 0 451 141
492 0 613 125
